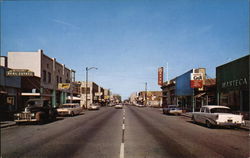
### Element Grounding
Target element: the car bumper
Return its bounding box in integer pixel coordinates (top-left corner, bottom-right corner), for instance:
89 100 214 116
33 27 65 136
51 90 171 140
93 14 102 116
57 112 70 116
216 122 244 126
15 119 37 122
169 111 182 114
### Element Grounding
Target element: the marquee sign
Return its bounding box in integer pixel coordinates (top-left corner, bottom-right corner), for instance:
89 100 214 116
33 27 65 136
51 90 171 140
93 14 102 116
6 69 34 76
158 67 164 86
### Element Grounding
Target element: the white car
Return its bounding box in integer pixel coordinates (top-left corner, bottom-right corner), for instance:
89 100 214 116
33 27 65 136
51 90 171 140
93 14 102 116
163 105 182 115
88 104 100 110
114 104 123 109
57 103 83 116
192 105 245 128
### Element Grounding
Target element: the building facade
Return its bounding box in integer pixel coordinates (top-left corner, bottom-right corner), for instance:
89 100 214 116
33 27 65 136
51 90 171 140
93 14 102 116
216 55 249 119
80 81 99 108
7 49 75 107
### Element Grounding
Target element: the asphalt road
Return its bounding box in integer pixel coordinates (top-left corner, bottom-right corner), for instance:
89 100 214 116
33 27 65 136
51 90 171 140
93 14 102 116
1 105 249 158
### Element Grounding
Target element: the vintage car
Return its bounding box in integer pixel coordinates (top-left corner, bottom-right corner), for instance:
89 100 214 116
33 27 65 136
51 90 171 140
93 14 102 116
163 105 182 115
14 99 57 123
88 104 100 110
57 103 83 116
192 105 245 128
114 104 123 109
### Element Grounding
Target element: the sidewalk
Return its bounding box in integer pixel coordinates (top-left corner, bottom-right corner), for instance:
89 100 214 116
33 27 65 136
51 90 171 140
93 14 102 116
0 121 16 128
181 112 250 130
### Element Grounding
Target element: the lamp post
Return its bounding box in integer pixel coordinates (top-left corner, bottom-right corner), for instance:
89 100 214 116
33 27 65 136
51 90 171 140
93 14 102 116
85 67 97 109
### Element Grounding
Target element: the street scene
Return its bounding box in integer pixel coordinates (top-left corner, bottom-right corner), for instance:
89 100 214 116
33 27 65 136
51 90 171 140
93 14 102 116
1 105 249 158
1 0 249 158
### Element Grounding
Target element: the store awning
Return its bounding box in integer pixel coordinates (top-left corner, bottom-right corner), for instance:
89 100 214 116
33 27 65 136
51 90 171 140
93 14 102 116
0 90 7 94
66 96 81 100
21 93 52 97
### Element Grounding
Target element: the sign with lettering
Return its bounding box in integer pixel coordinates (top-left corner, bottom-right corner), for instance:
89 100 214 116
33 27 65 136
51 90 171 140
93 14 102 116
158 67 164 86
58 83 71 90
190 73 203 88
222 78 248 88
6 69 34 76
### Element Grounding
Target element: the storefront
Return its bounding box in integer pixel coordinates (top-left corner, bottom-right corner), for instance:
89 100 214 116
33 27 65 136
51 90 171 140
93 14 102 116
216 55 249 119
0 66 21 120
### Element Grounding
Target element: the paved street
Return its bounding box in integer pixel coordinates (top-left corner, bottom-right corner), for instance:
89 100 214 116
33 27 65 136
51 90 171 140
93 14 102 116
1 105 249 158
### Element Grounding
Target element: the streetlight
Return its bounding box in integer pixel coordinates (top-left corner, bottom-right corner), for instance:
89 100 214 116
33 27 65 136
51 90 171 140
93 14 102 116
85 67 98 109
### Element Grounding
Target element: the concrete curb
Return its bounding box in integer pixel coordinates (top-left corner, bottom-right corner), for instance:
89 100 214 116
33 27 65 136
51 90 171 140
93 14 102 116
181 113 250 130
0 122 16 128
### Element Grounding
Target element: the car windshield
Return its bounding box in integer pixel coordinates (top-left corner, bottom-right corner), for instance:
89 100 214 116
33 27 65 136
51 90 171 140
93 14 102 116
60 105 74 108
26 101 41 107
210 108 232 113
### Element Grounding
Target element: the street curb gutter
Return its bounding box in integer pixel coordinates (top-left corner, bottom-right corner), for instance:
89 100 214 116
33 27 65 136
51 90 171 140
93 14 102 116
180 113 250 131
0 122 16 129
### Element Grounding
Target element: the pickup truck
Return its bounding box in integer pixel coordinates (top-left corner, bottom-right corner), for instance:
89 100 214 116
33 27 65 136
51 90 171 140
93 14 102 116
192 105 245 128
14 99 57 123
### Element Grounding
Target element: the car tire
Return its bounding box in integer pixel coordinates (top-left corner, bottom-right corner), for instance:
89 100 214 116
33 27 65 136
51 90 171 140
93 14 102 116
206 120 213 128
192 116 196 123
36 112 44 124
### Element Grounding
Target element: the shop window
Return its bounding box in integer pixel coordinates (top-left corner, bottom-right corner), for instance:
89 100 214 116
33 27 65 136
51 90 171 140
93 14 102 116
48 72 51 83
43 70 46 82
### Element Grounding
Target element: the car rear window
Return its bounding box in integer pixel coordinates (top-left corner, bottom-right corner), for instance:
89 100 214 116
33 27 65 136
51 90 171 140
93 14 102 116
210 108 231 113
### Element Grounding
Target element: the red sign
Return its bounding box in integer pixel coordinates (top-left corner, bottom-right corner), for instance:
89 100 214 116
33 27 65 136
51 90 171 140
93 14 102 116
190 73 203 88
158 67 164 86
190 80 203 88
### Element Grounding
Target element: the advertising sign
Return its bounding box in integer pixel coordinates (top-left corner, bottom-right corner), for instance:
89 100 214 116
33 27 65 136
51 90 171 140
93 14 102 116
158 67 164 86
95 92 103 96
176 70 193 96
190 73 203 88
6 69 34 76
58 83 71 90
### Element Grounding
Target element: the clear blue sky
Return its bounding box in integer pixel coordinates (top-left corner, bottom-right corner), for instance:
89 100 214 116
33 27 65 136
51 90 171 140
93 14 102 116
1 0 249 99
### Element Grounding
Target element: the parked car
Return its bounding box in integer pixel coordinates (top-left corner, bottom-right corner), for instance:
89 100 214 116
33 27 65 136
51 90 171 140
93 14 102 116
57 103 83 116
88 104 100 110
163 105 182 115
14 99 57 124
192 105 245 128
114 104 123 109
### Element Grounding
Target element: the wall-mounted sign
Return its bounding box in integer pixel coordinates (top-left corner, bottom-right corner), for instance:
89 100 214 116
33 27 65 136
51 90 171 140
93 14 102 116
190 73 203 88
58 83 71 90
158 67 164 86
6 69 34 76
95 92 103 96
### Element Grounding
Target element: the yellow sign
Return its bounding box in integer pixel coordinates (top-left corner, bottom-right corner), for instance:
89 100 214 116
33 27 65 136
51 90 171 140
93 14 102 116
104 96 110 99
58 83 71 90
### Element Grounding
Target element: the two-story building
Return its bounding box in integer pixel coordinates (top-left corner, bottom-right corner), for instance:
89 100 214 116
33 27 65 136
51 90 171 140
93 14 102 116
7 49 75 107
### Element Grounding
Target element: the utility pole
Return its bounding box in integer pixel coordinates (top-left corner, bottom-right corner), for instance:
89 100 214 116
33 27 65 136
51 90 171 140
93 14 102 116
145 82 147 106
85 67 88 109
85 67 97 109
166 62 168 83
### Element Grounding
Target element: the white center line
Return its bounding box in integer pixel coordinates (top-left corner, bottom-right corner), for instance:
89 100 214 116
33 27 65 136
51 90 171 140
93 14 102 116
120 109 125 158
120 143 125 158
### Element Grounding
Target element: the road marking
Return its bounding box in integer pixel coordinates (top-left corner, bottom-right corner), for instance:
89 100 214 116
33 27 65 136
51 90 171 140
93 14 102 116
120 109 125 158
120 143 124 158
